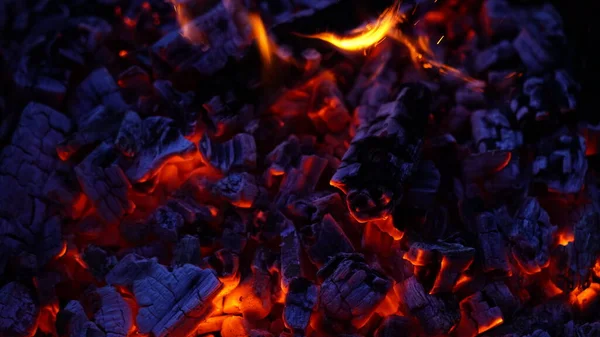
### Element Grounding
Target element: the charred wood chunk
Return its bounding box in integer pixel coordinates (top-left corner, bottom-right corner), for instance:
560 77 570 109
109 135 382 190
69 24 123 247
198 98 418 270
151 2 250 76
331 84 431 222
167 197 217 226
224 248 277 320
374 315 415 337
405 241 475 294
471 109 523 152
0 282 39 337
551 211 600 291
83 245 118 280
480 0 522 38
280 226 302 292
473 212 511 273
58 105 124 160
221 212 248 253
533 128 587 194
396 276 459 335
0 103 71 205
513 30 555 74
299 213 354 268
276 155 328 208
121 116 196 183
213 172 259 208
58 300 104 337
199 133 256 174
75 142 134 224
461 151 513 182
172 235 201 267
107 254 222 337
94 286 133 337
563 321 600 337
202 249 240 282
474 41 517 74
265 135 314 182
153 80 198 136
506 197 556 274
13 56 69 108
115 111 142 158
69 68 127 126
456 292 503 337
284 277 318 333
203 93 254 138
483 281 520 318
117 66 152 94
316 253 392 333
149 205 184 243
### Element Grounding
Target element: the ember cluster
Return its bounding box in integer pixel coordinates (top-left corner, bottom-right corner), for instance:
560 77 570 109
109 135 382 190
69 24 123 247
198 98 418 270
0 0 598 337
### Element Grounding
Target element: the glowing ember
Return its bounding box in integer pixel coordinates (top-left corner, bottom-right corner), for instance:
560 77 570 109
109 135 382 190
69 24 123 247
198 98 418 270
248 13 273 66
479 317 504 334
299 2 403 51
558 231 575 246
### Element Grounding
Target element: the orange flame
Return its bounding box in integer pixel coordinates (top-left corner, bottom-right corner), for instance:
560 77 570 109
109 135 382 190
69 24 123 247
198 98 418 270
299 2 403 51
248 13 273 66
37 301 59 336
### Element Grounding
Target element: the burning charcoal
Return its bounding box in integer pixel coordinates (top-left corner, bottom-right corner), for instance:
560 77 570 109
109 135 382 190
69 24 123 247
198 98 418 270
13 56 69 108
505 198 556 274
280 226 302 292
94 286 133 337
264 135 311 186
456 291 504 337
306 72 351 133
0 282 39 337
374 315 415 337
474 41 517 73
331 84 431 222
471 109 523 152
199 133 256 174
551 211 600 291
513 30 555 74
302 48 321 75
151 2 251 76
115 111 142 158
276 155 328 208
462 151 513 182
75 142 135 224
395 276 459 335
224 248 277 320
483 281 520 317
172 235 202 267
153 80 199 136
456 86 486 108
315 253 392 333
213 172 259 208
167 197 217 225
298 213 354 268
69 68 127 126
284 277 318 333
202 248 240 283
121 116 196 183
347 42 397 108
221 212 248 253
57 105 125 160
58 300 104 337
472 212 511 273
480 0 521 38
404 241 475 294
203 93 254 138
117 66 152 98
553 69 579 112
107 254 222 337
83 245 118 280
533 128 587 193
221 316 251 337
149 205 184 243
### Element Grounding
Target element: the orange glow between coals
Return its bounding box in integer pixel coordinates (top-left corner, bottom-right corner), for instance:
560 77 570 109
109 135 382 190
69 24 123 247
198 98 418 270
478 317 504 334
299 2 403 51
558 231 575 246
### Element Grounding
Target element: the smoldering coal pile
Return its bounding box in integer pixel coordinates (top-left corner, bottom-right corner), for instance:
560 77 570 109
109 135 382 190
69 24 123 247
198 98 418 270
0 0 598 336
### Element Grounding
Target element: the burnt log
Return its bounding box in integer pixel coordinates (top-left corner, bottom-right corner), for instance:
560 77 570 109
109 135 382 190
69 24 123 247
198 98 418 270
533 128 587 193
75 142 135 224
455 291 504 337
404 241 475 294
505 197 556 274
331 84 431 222
120 116 196 183
213 172 260 208
283 277 318 333
298 213 354 268
69 68 127 127
93 286 133 337
0 282 39 337
395 276 460 335
107 254 222 337
199 133 256 174
315 253 392 333
471 109 523 152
